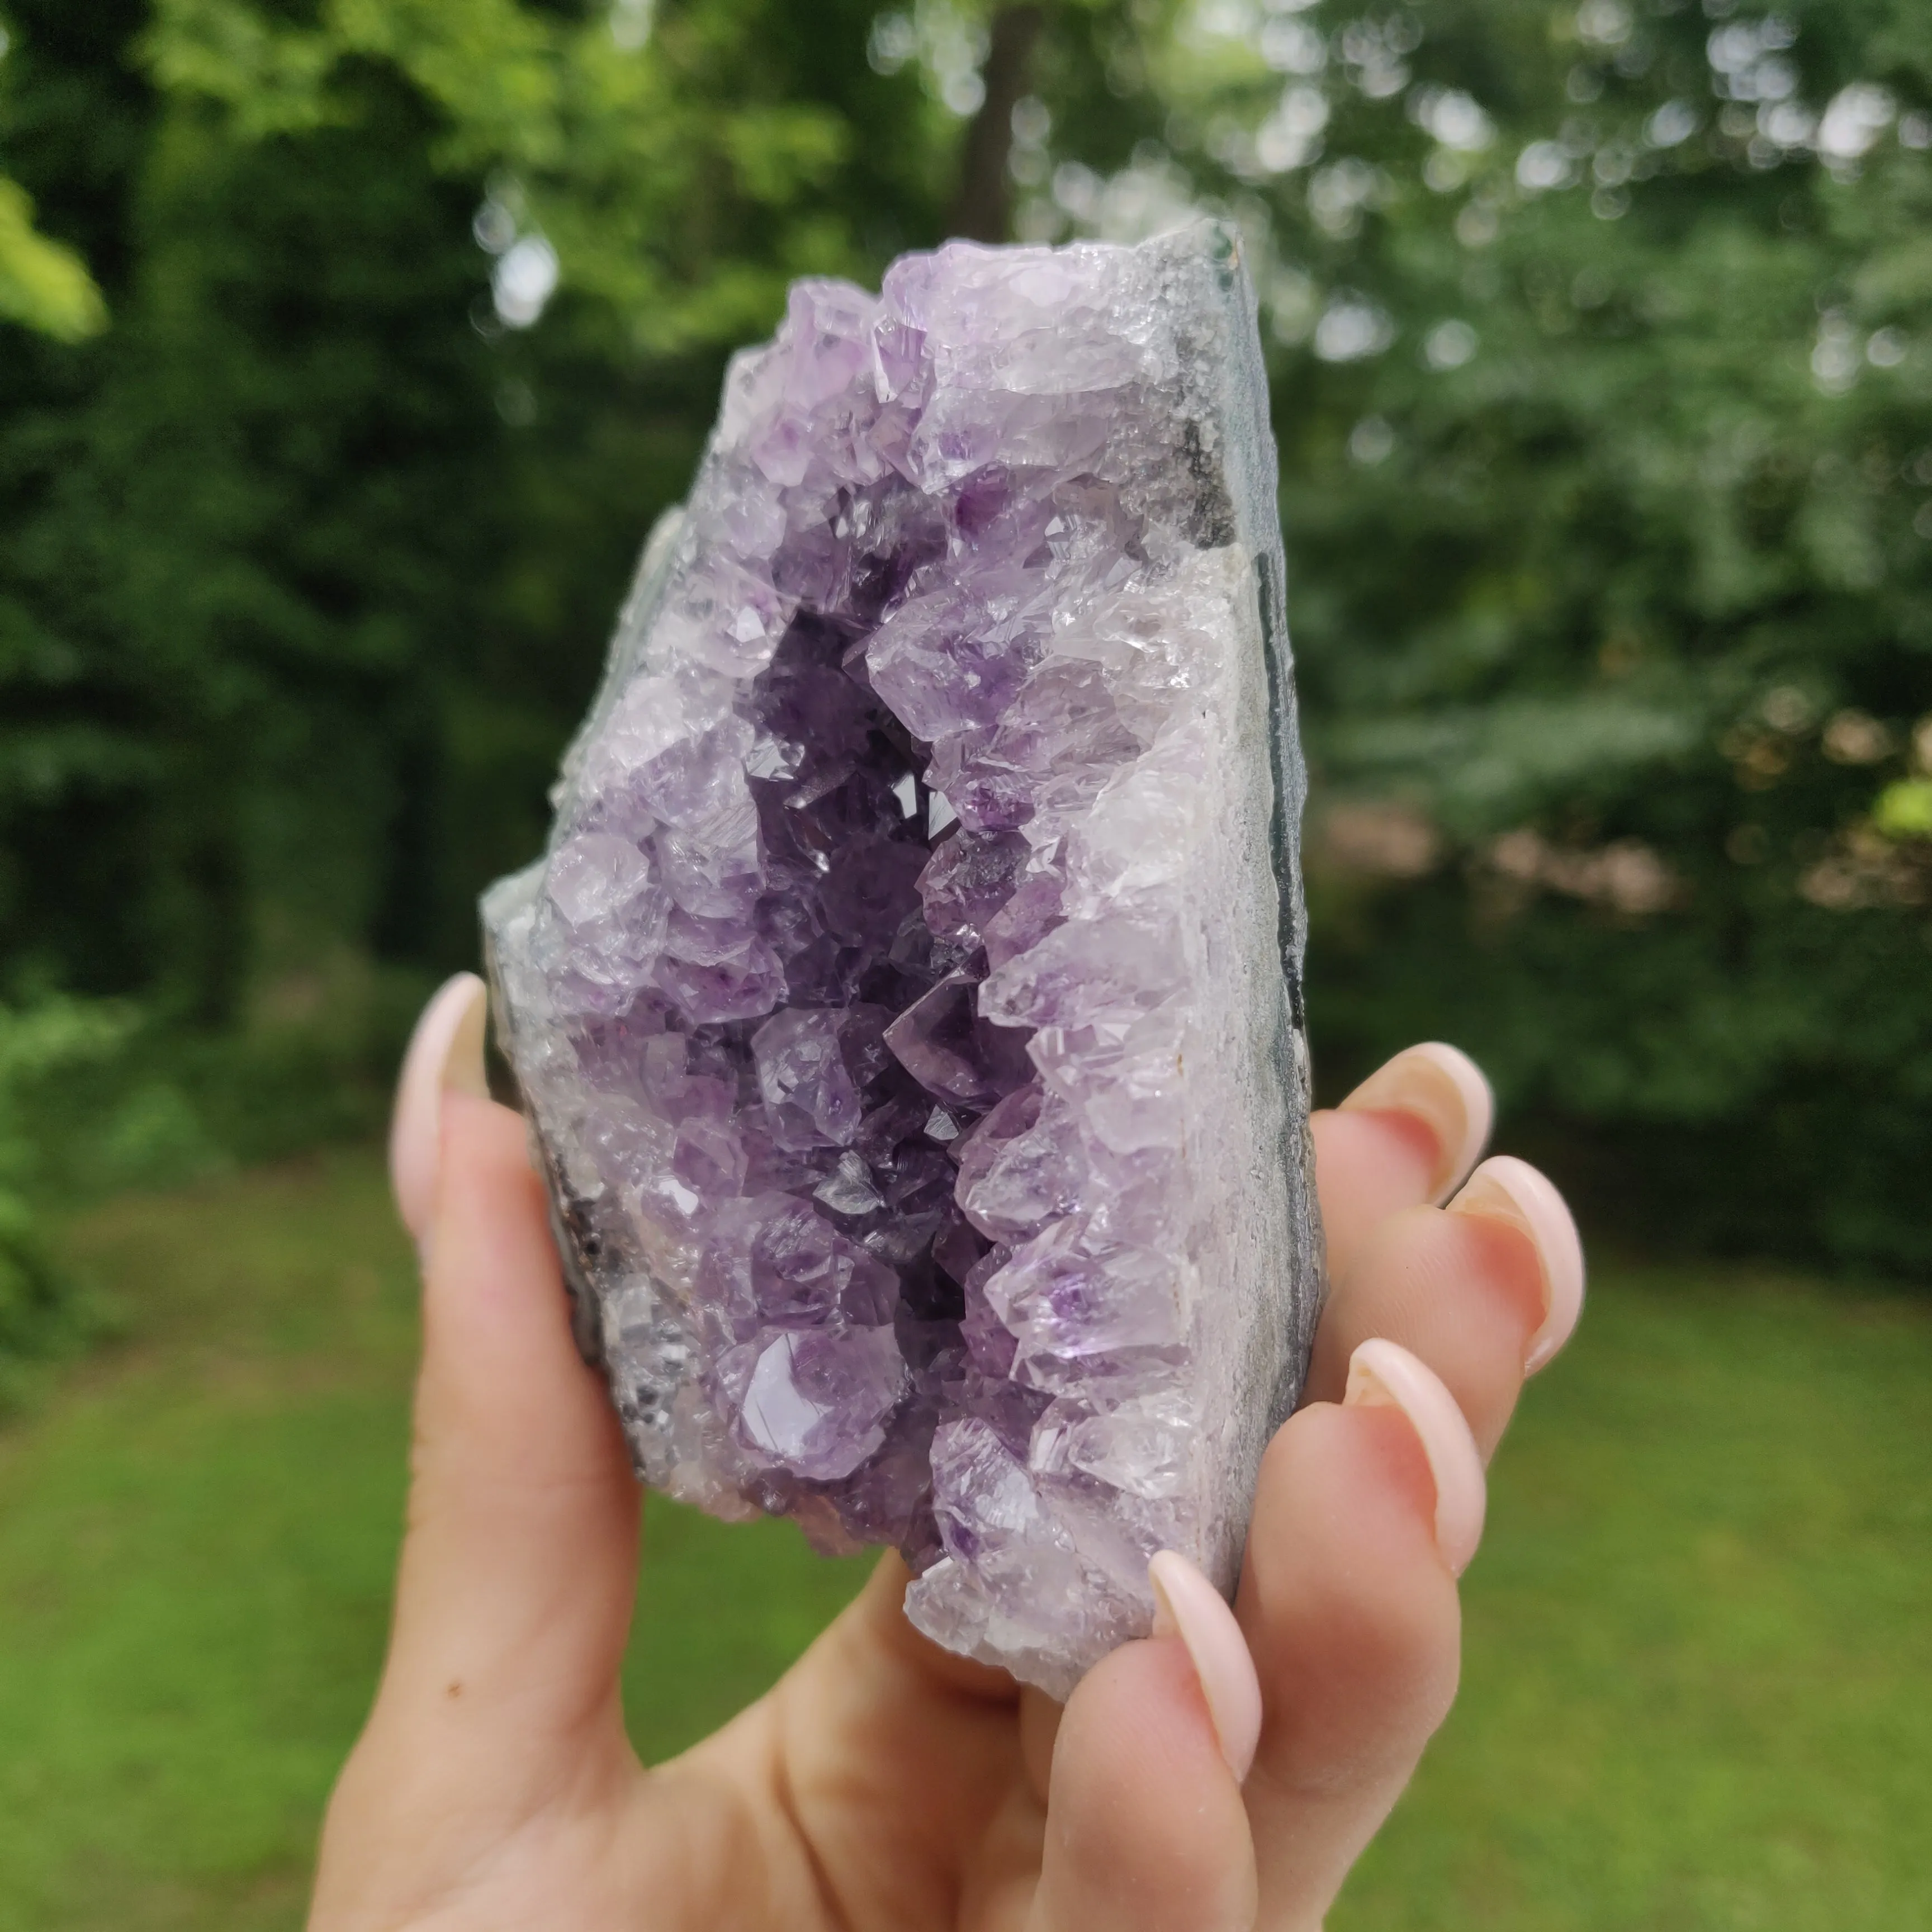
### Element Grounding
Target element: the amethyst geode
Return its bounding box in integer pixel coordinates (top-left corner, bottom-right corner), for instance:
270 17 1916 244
483 220 1320 1696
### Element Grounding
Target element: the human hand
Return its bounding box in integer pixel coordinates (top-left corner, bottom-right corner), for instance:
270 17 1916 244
310 976 1583 1931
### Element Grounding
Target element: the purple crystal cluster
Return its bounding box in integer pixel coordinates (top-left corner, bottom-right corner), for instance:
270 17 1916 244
485 221 1320 1694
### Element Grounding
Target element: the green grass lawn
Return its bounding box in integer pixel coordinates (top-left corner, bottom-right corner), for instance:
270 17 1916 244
0 1148 1926 1930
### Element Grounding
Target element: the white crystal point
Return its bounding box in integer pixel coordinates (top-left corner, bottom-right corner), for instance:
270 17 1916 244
483 220 1322 1696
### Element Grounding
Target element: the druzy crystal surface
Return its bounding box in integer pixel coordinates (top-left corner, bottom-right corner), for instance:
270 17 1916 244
484 220 1320 1696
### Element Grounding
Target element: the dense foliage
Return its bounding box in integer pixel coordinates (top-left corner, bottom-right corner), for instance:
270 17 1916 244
1 0 1926 1284
1123 0 1932 1262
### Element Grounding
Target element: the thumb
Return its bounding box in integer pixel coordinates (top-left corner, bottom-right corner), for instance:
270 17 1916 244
324 979 641 1876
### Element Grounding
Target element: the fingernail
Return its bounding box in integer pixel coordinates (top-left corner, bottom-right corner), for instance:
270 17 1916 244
1148 1550 1262 1783
1343 1338 1487 1576
390 973 489 1248
1446 1155 1585 1374
1340 1043 1493 1204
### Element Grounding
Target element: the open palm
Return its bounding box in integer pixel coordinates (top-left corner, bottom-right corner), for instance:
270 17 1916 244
310 977 1581 1931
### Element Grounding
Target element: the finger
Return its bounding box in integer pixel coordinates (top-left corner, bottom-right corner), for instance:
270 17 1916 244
386 1091 640 1744
1029 1553 1259 1932
390 970 490 1248
1302 1156 1585 1454
319 1001 642 1917
1238 1343 1483 1932
1312 1043 1492 1284
1453 1156 1585 1374
373 983 638 1766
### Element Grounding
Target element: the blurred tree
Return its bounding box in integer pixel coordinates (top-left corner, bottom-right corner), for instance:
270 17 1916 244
949 5 1046 238
1002 0 1932 1265
1 0 950 1035
0 0 1926 1267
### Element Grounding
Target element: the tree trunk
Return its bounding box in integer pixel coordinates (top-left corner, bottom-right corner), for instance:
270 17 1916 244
945 4 1044 243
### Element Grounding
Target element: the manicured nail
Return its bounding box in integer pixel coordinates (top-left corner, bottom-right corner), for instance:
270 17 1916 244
1340 1043 1493 1204
390 973 489 1248
1446 1155 1585 1374
1343 1338 1486 1576
1148 1550 1262 1783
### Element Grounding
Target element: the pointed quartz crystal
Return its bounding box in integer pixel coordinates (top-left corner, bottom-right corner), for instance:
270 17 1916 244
484 220 1322 1698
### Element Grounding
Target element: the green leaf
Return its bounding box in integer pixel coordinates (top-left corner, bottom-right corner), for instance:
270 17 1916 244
0 178 107 342
139 0 342 137
1873 779 1932 841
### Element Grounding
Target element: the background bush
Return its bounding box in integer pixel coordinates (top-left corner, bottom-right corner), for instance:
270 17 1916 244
0 996 129 1394
1 0 1927 1286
